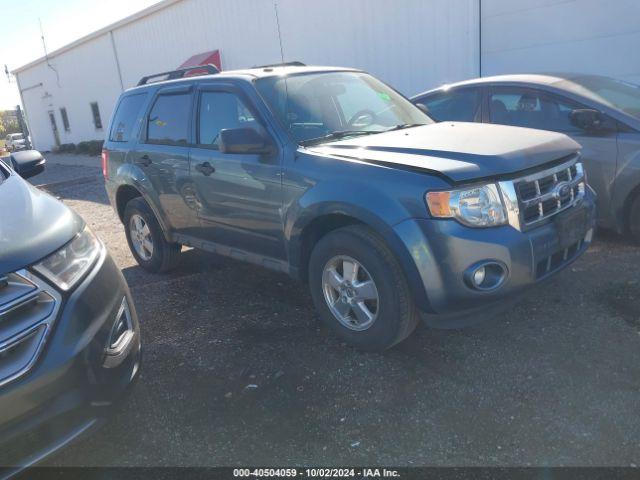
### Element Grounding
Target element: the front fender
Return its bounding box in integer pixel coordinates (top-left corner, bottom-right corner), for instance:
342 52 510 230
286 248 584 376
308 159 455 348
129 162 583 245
612 146 640 232
285 181 433 312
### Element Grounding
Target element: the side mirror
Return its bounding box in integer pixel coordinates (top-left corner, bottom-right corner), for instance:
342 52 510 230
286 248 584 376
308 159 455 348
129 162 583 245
219 128 274 155
10 150 46 179
570 108 607 131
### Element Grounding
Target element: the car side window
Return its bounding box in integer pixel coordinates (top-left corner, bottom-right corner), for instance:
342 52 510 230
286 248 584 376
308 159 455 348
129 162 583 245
197 91 260 147
146 93 191 145
110 93 147 142
418 89 480 122
489 90 583 133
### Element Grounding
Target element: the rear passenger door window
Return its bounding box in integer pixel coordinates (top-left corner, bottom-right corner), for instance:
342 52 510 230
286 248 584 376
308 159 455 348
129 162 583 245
417 89 481 122
147 93 192 145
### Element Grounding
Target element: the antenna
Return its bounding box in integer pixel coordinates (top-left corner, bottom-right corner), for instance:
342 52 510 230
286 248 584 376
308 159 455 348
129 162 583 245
274 1 285 64
39 18 61 87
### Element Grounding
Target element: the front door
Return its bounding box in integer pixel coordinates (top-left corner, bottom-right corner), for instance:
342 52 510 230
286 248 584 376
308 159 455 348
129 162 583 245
134 84 199 237
48 111 60 148
189 86 284 260
486 87 619 224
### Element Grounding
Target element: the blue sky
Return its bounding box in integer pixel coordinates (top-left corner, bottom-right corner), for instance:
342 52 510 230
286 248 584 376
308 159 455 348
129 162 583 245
0 0 159 110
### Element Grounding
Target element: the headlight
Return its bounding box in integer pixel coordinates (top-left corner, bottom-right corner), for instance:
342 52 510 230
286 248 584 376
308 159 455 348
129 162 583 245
426 184 507 227
32 226 102 290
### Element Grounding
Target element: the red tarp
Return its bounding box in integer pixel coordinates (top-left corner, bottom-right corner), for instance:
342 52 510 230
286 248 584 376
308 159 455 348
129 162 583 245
178 50 222 75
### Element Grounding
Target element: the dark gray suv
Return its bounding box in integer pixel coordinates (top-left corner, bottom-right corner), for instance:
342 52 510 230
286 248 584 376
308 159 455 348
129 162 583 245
0 157 141 473
104 64 596 351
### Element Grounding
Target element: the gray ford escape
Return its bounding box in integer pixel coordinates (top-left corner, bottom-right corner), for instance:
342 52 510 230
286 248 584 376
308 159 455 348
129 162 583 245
0 158 141 474
104 63 596 351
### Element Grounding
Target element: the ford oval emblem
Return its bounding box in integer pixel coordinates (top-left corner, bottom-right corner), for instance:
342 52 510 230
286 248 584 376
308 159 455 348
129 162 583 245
554 181 572 199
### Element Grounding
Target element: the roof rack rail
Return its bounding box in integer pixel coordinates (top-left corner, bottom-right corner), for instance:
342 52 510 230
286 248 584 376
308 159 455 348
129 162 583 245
253 61 306 69
137 64 220 86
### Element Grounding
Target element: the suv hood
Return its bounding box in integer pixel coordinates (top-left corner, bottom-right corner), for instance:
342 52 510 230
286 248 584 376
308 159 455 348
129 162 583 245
308 122 580 183
0 172 83 275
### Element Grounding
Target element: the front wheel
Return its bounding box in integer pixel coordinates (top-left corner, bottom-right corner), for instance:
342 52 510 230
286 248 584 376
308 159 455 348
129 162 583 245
308 225 419 351
123 197 181 273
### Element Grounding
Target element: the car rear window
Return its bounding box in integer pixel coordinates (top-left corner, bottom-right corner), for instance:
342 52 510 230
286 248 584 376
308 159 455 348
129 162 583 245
109 93 148 142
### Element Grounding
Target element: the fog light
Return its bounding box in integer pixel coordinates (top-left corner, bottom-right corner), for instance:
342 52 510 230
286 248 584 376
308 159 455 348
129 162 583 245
464 261 507 291
103 297 136 369
473 266 486 286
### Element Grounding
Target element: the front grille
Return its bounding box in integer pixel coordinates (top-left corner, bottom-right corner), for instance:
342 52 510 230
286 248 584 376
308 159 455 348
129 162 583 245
513 157 586 229
0 271 60 388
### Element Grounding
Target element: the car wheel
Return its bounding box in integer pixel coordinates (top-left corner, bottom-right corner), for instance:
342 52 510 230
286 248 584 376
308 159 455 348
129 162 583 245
308 225 419 351
630 195 640 244
123 197 181 273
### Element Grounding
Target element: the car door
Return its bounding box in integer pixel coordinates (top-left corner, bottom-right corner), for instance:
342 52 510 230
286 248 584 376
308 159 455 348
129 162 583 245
134 84 200 236
413 87 483 123
188 84 285 260
486 86 618 225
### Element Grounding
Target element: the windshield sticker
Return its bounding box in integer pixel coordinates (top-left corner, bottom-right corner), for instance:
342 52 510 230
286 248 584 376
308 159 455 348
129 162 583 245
377 92 391 101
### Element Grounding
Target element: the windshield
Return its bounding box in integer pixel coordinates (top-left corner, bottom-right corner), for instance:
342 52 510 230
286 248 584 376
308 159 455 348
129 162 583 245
256 71 432 145
557 75 640 120
11 134 24 140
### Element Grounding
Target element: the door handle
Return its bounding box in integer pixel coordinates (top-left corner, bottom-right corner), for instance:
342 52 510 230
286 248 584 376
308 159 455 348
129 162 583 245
195 162 215 176
135 155 152 167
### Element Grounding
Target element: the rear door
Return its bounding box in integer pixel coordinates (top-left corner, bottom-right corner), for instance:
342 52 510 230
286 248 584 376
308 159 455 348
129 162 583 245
486 86 619 224
134 84 200 236
188 84 285 260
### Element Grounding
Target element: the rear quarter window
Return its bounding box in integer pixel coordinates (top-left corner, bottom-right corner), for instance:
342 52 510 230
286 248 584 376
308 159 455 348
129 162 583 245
109 93 148 142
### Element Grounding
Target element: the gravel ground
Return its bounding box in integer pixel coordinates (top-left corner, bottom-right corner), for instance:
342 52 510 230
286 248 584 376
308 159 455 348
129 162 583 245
33 164 640 467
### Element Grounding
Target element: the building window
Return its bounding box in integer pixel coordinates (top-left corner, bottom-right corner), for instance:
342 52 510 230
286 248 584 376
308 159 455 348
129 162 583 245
60 107 70 132
90 102 103 130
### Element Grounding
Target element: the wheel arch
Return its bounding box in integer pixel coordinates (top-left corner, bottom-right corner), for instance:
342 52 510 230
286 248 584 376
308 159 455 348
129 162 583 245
289 206 432 312
115 183 172 242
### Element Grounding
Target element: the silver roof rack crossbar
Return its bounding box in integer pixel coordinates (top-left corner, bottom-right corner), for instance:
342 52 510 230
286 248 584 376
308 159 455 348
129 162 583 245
137 64 220 86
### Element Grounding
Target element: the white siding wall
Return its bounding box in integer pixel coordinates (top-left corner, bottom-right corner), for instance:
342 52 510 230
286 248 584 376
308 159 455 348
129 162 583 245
15 0 479 151
481 0 640 83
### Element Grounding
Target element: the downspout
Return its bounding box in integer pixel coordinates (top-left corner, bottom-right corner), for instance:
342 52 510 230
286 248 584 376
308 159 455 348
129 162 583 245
478 0 482 77
110 30 125 91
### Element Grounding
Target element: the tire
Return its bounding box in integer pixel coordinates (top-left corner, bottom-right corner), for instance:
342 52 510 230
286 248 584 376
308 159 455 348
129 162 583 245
630 195 640 244
123 197 181 273
308 225 419 351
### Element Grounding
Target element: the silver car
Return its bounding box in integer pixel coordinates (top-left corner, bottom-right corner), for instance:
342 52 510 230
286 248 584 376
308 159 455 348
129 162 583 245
412 74 640 243
5 133 26 152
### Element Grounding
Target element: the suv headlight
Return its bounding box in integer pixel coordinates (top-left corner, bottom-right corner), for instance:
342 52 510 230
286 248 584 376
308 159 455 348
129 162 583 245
32 226 102 290
426 184 507 227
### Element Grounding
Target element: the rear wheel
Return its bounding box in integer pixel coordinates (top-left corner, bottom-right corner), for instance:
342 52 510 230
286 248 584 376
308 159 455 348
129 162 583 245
629 196 640 244
123 197 181 273
308 225 419 351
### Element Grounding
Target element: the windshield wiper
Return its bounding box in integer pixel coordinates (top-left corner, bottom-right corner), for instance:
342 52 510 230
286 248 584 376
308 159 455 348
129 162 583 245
300 130 381 147
383 123 428 132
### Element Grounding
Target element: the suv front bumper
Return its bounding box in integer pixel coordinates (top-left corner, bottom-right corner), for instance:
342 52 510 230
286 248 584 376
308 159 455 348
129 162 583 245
394 188 596 327
0 249 141 474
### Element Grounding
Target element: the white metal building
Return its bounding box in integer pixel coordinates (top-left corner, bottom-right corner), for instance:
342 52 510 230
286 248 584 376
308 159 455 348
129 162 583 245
12 0 640 151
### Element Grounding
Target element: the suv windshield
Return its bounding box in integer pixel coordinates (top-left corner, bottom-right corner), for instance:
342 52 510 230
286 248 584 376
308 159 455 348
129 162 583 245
11 134 24 140
256 71 432 145
557 75 640 120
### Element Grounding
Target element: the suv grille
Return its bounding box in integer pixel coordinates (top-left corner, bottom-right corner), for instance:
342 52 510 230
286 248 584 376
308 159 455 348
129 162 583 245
0 271 60 387
500 156 586 231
